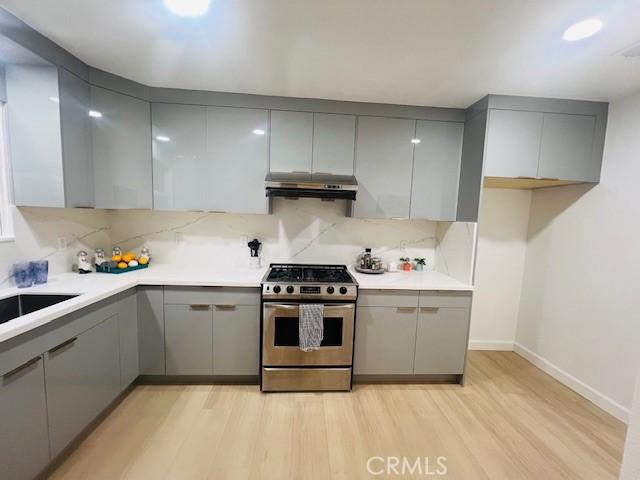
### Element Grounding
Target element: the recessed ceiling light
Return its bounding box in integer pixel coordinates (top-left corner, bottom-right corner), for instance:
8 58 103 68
88 110 102 118
48 96 59 103
164 0 210 17
252 129 265 135
411 138 421 144
563 18 603 41
156 135 171 142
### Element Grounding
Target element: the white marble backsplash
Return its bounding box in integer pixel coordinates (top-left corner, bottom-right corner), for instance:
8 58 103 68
109 198 440 269
0 199 476 286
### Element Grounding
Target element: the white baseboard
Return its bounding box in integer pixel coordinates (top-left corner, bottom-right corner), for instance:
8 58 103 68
468 340 514 351
513 343 630 424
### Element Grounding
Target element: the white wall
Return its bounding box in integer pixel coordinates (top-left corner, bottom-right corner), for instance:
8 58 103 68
469 188 531 350
515 91 640 422
621 366 640 479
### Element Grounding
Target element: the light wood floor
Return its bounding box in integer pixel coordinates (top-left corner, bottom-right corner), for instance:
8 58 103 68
49 352 626 480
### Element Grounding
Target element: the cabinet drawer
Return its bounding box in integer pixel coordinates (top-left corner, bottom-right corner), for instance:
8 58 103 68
418 291 471 308
357 290 418 308
163 287 260 306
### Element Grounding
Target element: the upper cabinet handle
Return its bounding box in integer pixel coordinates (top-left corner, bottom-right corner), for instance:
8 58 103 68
537 177 559 181
48 337 77 355
3 356 41 380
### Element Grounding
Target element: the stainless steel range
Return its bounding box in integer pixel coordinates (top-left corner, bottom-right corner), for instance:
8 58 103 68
260 264 358 392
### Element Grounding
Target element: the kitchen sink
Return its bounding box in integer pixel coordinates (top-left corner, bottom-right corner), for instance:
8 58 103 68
0 294 79 325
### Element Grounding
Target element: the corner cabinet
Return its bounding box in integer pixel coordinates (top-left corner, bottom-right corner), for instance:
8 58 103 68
480 95 608 188
91 86 153 209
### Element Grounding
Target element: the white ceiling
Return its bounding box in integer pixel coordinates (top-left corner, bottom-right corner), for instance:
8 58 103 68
1 0 640 107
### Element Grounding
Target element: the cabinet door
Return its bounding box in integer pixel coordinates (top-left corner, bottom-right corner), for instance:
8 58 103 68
212 305 260 376
59 68 94 208
165 305 213 375
414 307 469 375
538 113 598 182
207 107 269 213
45 314 121 458
152 103 208 211
410 120 463 221
354 306 417 375
138 286 165 375
484 109 542 178
91 86 152 209
354 116 415 219
312 113 356 175
269 110 313 172
0 355 50 480
6 64 65 207
118 289 139 389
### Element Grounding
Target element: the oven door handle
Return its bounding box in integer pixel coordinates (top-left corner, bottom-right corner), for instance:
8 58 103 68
264 303 355 311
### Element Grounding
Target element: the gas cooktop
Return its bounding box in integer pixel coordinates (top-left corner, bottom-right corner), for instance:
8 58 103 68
262 264 358 301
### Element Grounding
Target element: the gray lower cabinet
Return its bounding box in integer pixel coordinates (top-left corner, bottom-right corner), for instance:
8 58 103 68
269 110 313 173
354 306 418 375
206 106 269 213
118 289 139 389
212 305 260 376
152 103 208 211
91 85 152 209
165 304 213 375
45 314 121 458
538 113 599 182
410 120 464 221
138 286 166 375
312 113 356 175
484 109 543 179
354 116 416 219
414 307 469 375
0 355 50 480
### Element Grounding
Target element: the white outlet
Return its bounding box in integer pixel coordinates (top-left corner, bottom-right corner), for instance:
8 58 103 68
57 236 67 250
174 231 184 243
400 240 408 252
240 235 248 247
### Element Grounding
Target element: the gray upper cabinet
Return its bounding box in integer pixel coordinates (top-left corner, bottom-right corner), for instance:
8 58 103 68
45 314 121 458
207 106 269 213
477 95 607 188
152 103 208 211
538 113 598 182
91 86 152 209
58 69 94 208
312 113 356 175
5 64 66 207
410 120 464 221
484 109 543 178
0 355 50 480
269 110 313 172
354 116 416 219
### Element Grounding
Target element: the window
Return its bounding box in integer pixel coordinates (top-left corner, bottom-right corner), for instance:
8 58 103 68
0 102 14 241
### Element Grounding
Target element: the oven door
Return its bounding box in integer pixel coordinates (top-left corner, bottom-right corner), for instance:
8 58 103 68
262 303 354 366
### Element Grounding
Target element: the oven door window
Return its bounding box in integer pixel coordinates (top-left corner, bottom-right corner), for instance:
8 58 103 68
273 317 343 347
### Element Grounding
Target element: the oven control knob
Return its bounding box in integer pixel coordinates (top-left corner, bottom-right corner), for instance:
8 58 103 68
327 286 335 294
273 285 281 294
286 286 295 294
339 287 348 295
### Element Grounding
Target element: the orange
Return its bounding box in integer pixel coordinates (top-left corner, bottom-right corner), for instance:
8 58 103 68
117 262 128 269
123 252 136 263
112 255 122 262
138 257 149 265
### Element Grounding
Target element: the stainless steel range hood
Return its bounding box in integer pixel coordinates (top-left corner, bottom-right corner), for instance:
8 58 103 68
265 172 358 200
265 172 358 216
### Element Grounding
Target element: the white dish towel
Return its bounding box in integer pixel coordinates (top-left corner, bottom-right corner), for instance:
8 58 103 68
299 304 324 352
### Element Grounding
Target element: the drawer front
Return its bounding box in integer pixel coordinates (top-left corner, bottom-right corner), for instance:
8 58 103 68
357 290 418 308
418 291 472 308
163 287 260 306
262 367 351 392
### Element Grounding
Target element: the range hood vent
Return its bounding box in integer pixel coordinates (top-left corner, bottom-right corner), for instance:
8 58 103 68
265 172 358 215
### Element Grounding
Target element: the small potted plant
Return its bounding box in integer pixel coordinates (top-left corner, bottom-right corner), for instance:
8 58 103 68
414 258 426 271
399 257 412 271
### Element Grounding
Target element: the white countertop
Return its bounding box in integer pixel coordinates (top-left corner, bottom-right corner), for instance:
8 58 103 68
0 264 471 343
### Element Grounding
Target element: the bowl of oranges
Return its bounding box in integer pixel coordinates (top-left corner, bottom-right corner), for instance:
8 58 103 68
97 249 150 274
